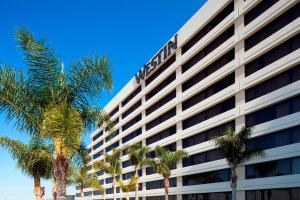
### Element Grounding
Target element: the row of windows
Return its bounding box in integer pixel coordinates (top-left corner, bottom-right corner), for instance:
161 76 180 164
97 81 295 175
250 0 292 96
246 125 300 152
182 49 235 92
106 187 120 194
147 143 176 159
245 33 300 76
182 121 235 148
146 72 176 101
245 2 300 51
182 25 234 73
183 168 231 186
146 89 176 116
146 196 177 200
183 96 235 130
181 1 234 54
122 114 142 131
183 192 231 200
93 140 103 150
182 72 235 111
122 100 142 119
246 156 300 179
105 129 119 143
109 106 119 117
146 125 176 145
244 0 279 26
92 130 103 141
122 169 142 180
246 187 300 200
122 86 141 107
96 170 104 176
122 160 132 168
145 55 176 86
122 127 142 144
105 176 120 184
105 141 119 153
182 148 224 167
146 178 177 190
246 94 300 127
246 64 300 102
93 150 103 160
146 107 176 131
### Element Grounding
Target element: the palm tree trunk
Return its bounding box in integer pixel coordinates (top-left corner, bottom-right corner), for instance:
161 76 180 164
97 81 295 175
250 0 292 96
53 177 58 200
164 178 169 200
230 167 238 200
33 175 45 200
80 187 84 199
54 153 69 200
126 192 129 200
113 176 117 200
134 167 139 200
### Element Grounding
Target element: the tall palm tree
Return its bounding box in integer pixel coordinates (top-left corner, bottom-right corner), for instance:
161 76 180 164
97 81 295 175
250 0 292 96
147 146 188 200
119 177 137 200
212 126 264 200
0 27 113 200
127 143 150 200
93 148 122 200
0 136 53 200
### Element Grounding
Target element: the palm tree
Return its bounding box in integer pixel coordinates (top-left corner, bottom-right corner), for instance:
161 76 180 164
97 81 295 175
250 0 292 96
0 136 53 200
119 177 137 200
93 148 122 200
0 27 113 200
127 143 150 200
147 146 188 200
212 126 264 200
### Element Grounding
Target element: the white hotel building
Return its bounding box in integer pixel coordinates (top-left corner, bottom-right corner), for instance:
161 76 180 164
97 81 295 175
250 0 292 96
80 0 300 199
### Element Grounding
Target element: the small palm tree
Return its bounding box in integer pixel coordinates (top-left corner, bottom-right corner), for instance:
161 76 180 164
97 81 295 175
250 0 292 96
119 177 137 200
147 146 188 200
127 143 150 200
212 126 264 200
0 136 53 200
93 149 122 200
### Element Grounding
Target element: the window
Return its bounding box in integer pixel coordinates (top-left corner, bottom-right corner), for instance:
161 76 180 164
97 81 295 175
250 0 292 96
182 121 235 148
182 72 235 110
183 96 235 129
183 168 231 186
84 191 92 197
109 106 119 117
122 114 142 131
182 1 234 54
244 0 279 25
246 94 300 127
146 178 176 190
146 196 177 200
93 151 103 159
183 192 231 200
146 55 176 86
245 33 300 76
122 100 142 119
146 72 176 101
92 130 103 141
245 3 300 50
122 169 142 180
182 149 224 167
246 157 300 179
246 188 300 200
246 125 300 151
147 143 176 159
122 86 141 107
146 107 176 131
93 140 103 150
122 160 132 168
105 129 119 143
105 176 120 184
146 90 176 116
246 64 300 102
182 49 235 91
106 187 120 194
146 125 176 145
122 128 142 144
105 141 119 153
182 25 234 73
96 170 104 176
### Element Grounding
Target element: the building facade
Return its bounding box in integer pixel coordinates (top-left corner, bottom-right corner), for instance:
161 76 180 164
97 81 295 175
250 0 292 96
81 0 300 199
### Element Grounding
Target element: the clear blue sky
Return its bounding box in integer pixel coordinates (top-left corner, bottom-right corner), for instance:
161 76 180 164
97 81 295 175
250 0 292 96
0 0 206 199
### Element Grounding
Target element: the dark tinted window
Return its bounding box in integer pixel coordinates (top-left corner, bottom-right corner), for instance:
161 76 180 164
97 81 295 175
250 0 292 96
246 64 300 102
122 128 142 144
146 90 176 116
122 114 142 131
183 96 235 129
146 196 177 200
146 108 176 131
246 188 300 200
92 130 103 141
109 106 119 117
122 86 141 107
183 72 235 110
93 151 103 159
146 125 176 145
146 55 176 86
105 141 119 153
245 33 300 76
182 49 235 91
146 72 176 101
182 25 234 73
122 169 142 180
183 192 231 200
183 149 224 167
146 178 176 190
246 94 300 127
93 140 103 150
122 100 142 119
182 1 234 54
122 160 132 168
